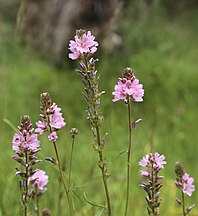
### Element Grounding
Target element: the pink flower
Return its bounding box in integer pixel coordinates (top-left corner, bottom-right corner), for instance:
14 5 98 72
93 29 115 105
49 103 66 130
29 170 48 191
153 153 167 170
35 121 47 135
12 133 24 151
139 153 166 171
112 76 144 102
12 132 40 151
182 173 195 196
140 170 150 178
127 79 144 102
112 78 128 102
48 132 58 142
139 154 149 167
69 30 98 60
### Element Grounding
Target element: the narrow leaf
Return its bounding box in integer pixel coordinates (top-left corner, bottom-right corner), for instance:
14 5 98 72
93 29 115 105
4 119 18 132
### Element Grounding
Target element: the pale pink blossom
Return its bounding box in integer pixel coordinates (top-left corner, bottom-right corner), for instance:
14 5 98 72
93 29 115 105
29 170 48 191
12 132 40 151
49 103 66 129
35 121 47 135
69 31 98 60
12 133 24 151
140 170 150 178
182 173 195 196
48 132 58 142
112 76 144 102
153 153 167 170
139 154 149 167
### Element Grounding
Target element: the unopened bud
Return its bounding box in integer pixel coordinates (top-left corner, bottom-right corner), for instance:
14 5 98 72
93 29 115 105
70 128 78 138
20 115 31 130
76 29 86 38
40 92 51 112
175 162 184 178
122 67 134 80
42 208 51 216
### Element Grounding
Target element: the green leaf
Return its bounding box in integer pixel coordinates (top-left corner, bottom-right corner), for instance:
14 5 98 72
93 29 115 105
83 192 106 209
3 118 18 132
95 208 105 216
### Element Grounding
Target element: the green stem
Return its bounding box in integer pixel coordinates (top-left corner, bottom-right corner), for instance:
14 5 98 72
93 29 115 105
36 187 39 216
182 190 186 216
125 101 132 216
96 126 112 216
47 117 73 215
24 152 28 216
68 137 75 189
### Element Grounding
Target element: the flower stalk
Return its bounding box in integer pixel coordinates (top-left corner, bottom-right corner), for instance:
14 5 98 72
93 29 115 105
175 162 195 216
69 128 78 189
125 99 132 216
139 153 167 215
68 29 112 215
12 116 42 216
36 92 72 215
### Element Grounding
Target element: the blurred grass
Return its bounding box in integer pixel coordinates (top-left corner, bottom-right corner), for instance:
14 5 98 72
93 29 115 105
0 6 198 216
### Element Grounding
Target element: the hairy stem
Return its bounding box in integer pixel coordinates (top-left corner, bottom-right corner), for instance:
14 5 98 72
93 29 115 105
125 101 132 216
96 126 112 216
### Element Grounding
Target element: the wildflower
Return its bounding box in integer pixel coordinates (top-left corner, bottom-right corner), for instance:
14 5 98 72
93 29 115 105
182 173 195 197
35 121 47 135
36 93 66 139
175 162 195 214
69 30 98 60
12 116 40 152
48 132 58 142
29 170 48 192
12 116 42 214
139 152 166 215
49 103 66 130
112 68 144 103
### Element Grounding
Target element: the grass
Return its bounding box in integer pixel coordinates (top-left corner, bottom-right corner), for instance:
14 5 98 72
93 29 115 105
0 7 197 216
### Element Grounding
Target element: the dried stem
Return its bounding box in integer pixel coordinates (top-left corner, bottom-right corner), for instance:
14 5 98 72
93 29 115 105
125 100 132 216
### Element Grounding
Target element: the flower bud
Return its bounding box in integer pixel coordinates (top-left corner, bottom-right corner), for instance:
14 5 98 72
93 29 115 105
40 92 51 112
122 67 134 80
70 128 79 138
42 208 52 216
175 162 184 178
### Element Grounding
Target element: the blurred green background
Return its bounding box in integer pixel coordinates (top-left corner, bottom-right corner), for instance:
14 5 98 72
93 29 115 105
0 1 197 215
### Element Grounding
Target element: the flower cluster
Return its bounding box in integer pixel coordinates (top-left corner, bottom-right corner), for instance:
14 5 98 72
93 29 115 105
69 29 98 60
12 116 43 208
139 152 166 215
182 173 195 197
174 162 195 214
29 169 49 193
112 67 144 103
36 92 66 142
175 162 195 197
12 117 40 152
